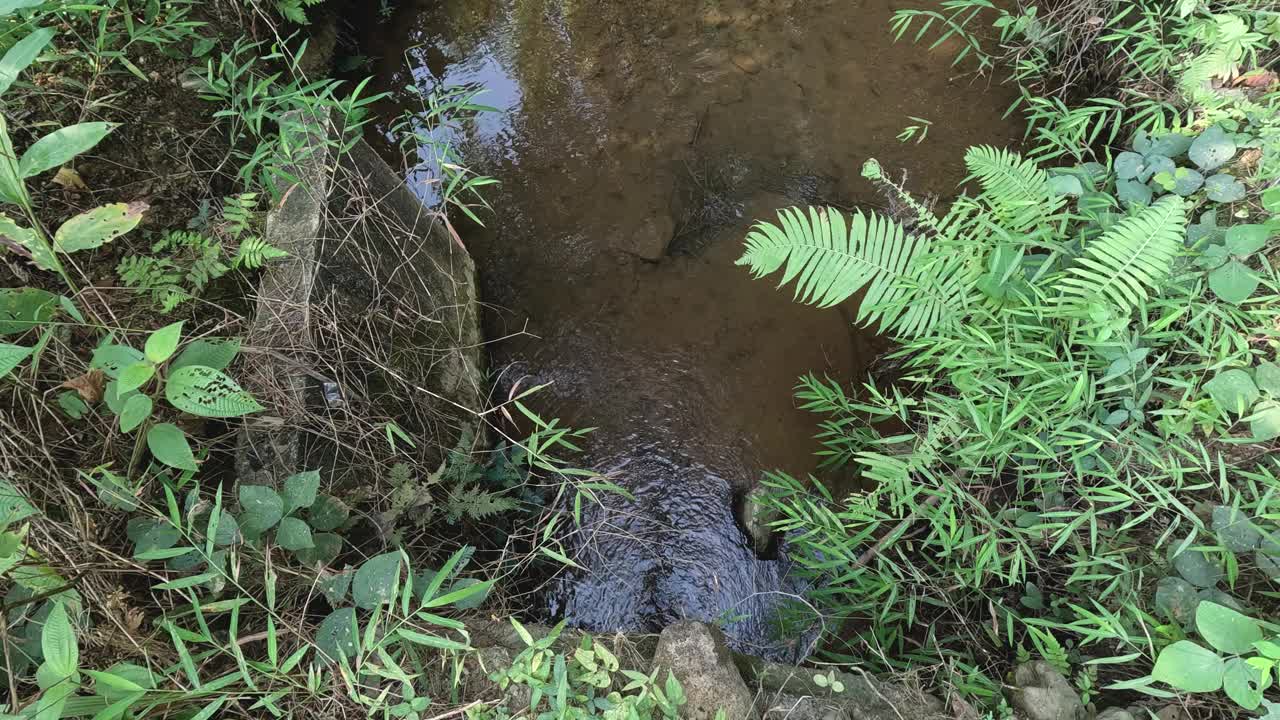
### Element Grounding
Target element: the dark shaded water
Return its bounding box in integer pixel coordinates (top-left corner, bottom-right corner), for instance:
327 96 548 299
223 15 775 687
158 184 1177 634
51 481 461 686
352 0 1020 659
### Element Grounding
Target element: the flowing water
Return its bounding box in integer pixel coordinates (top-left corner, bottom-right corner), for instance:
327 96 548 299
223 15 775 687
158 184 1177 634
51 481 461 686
351 0 1021 660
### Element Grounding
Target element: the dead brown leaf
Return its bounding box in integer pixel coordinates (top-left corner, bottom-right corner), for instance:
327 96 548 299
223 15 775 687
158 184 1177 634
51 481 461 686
52 166 88 190
60 368 105 404
1235 69 1279 89
1240 148 1262 171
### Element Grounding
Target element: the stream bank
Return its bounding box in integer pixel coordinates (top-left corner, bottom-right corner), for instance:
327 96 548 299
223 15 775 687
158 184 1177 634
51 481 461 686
344 0 1023 658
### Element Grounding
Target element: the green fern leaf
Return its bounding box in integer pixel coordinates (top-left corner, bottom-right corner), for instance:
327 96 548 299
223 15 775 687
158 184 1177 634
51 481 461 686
736 206 963 338
444 484 518 523
964 145 1063 232
1057 195 1186 314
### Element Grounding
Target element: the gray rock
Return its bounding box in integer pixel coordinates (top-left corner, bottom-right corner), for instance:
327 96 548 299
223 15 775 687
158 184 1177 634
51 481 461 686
737 485 780 557
464 646 533 711
627 213 675 260
1096 708 1135 720
1009 661 1085 720
652 621 757 719
761 694 849 720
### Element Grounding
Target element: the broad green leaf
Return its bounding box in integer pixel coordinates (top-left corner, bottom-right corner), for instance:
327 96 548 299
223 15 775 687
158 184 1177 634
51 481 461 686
118 394 152 434
0 287 57 336
0 115 25 208
207 510 239 547
1189 125 1236 171
41 602 77 677
0 27 53 97
91 343 144 379
353 551 403 610
88 663 154 703
1149 131 1193 157
282 470 320 515
1204 369 1260 414
57 390 87 419
1257 362 1280 397
1170 166 1204 196
1114 151 1144 180
126 517 179 557
1170 541 1223 588
0 342 33 379
1209 260 1258 303
307 495 349 531
18 122 115 178
1249 401 1280 442
1116 178 1152 206
1152 640 1225 692
238 485 283 536
295 533 342 567
1264 187 1280 213
314 607 358 662
104 379 138 415
170 338 239 371
144 321 183 364
1155 576 1198 623
0 213 59 272
317 569 351 604
1258 536 1280 580
53 202 146 254
1197 602 1263 654
146 423 197 471
116 362 155 394
0 0 46 15
1212 506 1261 552
165 365 263 418
1224 657 1265 710
1205 174 1246 203
275 517 313 551
1225 225 1272 256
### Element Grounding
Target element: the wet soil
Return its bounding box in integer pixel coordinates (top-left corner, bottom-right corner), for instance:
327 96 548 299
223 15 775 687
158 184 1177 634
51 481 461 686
349 0 1021 658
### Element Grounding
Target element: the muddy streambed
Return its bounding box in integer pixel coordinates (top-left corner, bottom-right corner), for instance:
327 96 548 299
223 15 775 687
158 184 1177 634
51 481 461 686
350 0 1020 660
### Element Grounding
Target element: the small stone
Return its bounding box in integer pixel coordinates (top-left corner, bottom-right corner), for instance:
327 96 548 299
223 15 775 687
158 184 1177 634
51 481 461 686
626 214 675 261
701 8 730 28
732 54 761 74
1097 708 1136 720
652 621 756 719
1009 661 1085 720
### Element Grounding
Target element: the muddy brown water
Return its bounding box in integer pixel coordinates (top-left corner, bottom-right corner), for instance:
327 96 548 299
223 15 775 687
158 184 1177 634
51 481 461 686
352 0 1020 660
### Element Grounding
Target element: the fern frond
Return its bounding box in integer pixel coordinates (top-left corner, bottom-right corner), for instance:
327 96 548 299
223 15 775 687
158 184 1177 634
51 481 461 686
233 236 288 269
1056 195 1186 314
736 206 964 338
444 484 518 523
964 146 1063 232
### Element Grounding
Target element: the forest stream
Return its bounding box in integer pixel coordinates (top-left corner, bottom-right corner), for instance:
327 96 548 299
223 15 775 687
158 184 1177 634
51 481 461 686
350 0 1022 661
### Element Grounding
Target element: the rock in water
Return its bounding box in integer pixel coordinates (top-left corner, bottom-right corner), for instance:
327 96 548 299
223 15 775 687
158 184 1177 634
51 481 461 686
652 621 757 719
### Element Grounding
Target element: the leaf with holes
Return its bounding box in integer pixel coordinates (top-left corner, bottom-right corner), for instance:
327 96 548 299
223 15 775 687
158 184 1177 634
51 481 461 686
0 287 57 336
19 122 115 178
144 321 183 364
53 202 146 254
171 338 239 371
0 342 33 379
1224 658 1265 710
1189 125 1236 171
118 394 152 434
238 485 283 536
165 365 263 418
91 343 144 379
353 551 403 610
282 470 320 515
147 423 197 471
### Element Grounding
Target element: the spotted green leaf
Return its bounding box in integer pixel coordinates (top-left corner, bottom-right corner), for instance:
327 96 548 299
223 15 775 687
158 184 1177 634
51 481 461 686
0 287 57 336
296 532 342 567
307 495 349 531
1204 369 1260 414
53 202 146 254
315 607 358 662
353 551 403 610
170 338 239 371
1189 125 1236 171
275 517 313 551
0 213 58 273
282 470 320 515
91 343 144 379
1249 401 1280 442
238 485 283 536
165 365 263 418
1205 173 1246 203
